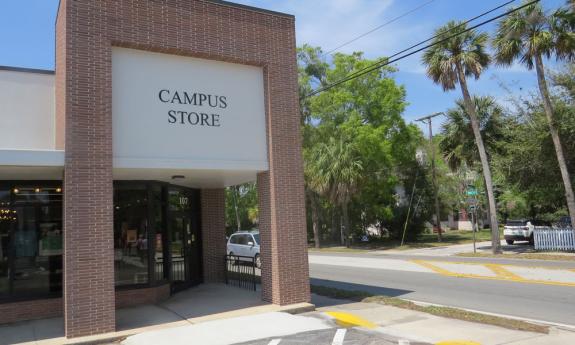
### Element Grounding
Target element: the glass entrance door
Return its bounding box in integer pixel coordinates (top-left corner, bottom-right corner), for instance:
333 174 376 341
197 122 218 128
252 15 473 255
168 188 201 292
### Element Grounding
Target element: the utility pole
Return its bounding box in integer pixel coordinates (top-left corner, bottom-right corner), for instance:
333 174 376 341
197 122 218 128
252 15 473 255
416 112 444 242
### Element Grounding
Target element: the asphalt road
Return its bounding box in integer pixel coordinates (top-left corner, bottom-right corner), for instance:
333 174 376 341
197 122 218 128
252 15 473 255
235 328 429 345
309 254 575 327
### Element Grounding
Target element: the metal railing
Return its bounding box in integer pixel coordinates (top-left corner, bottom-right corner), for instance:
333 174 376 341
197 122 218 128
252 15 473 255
155 261 164 281
224 254 257 291
171 260 185 281
534 227 575 252
155 260 186 281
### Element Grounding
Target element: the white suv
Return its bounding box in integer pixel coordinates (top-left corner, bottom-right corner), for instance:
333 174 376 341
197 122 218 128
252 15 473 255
504 220 533 245
227 231 261 268
504 219 549 245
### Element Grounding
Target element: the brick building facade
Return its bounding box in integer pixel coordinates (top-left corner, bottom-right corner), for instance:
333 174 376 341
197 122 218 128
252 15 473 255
0 0 309 338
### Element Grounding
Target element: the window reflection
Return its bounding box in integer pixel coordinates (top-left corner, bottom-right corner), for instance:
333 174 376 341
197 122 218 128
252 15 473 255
114 186 149 286
8 185 63 297
0 189 11 296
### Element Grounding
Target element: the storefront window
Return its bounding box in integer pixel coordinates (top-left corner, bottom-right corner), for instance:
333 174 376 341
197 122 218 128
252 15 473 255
0 180 205 301
151 185 166 281
114 185 149 286
113 183 200 287
10 185 63 297
0 188 11 296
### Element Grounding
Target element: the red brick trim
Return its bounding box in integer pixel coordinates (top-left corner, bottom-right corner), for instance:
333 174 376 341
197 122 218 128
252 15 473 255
201 189 226 283
0 285 171 325
0 298 63 325
115 284 171 309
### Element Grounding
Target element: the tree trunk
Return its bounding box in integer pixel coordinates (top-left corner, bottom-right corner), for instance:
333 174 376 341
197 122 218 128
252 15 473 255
310 196 321 248
330 209 339 244
456 63 501 254
232 186 241 231
342 202 351 248
534 53 575 231
428 119 443 242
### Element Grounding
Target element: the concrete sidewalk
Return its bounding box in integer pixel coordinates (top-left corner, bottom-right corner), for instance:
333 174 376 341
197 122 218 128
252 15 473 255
309 253 575 287
0 284 313 345
119 294 575 345
312 295 575 345
378 240 575 258
378 240 498 257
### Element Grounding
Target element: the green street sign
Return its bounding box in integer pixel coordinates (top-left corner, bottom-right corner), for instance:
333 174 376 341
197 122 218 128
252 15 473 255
466 185 478 196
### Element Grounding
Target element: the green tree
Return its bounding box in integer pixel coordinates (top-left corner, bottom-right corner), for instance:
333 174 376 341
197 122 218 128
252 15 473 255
299 47 420 245
224 183 258 234
492 65 575 222
422 21 501 253
493 1 575 229
440 96 506 171
306 135 363 246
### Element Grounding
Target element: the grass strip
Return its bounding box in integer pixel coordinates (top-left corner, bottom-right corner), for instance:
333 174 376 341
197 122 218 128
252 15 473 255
456 252 575 262
311 285 549 334
308 230 493 252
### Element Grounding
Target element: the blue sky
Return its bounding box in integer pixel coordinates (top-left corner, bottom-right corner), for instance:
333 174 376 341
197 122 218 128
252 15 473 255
0 0 567 132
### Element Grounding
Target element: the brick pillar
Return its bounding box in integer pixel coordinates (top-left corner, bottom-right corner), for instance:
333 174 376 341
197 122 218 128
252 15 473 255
258 66 311 304
201 189 226 283
258 171 310 305
57 0 115 338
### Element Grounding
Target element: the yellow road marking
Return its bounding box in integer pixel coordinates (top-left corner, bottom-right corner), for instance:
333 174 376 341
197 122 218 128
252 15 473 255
485 264 523 280
324 311 377 329
411 260 575 287
436 341 481 345
431 260 574 271
413 260 458 277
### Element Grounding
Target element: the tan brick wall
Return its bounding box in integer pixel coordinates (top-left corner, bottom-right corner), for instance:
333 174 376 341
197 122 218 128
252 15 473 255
56 0 309 336
201 189 226 283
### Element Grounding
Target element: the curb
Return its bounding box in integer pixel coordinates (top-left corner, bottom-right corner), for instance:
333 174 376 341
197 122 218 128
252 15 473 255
279 302 316 315
407 299 575 332
64 302 316 345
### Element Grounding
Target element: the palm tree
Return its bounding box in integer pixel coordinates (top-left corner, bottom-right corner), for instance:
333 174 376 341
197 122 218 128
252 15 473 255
305 136 363 246
493 1 575 229
440 96 505 171
423 21 501 254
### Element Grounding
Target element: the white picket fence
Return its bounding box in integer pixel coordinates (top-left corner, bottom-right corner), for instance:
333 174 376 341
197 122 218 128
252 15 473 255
533 227 575 251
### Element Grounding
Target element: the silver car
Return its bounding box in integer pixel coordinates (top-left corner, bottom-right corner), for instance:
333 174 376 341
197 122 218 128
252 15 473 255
227 231 261 268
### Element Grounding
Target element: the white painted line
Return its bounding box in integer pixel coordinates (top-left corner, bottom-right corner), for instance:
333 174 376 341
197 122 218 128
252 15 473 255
309 255 434 273
267 340 282 345
332 328 347 345
406 298 575 331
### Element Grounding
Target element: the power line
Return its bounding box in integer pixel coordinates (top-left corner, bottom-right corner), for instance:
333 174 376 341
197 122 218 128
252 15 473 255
304 0 530 99
323 0 437 56
306 0 518 97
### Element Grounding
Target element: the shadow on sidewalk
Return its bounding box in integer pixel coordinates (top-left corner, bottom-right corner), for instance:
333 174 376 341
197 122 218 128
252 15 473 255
0 284 265 345
310 278 413 303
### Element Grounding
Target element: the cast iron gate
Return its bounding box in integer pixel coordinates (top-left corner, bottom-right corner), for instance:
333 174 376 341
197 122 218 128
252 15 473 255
224 254 257 291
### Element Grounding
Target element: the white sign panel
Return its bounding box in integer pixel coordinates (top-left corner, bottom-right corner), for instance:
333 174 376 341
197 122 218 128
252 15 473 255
0 70 55 150
112 48 268 171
